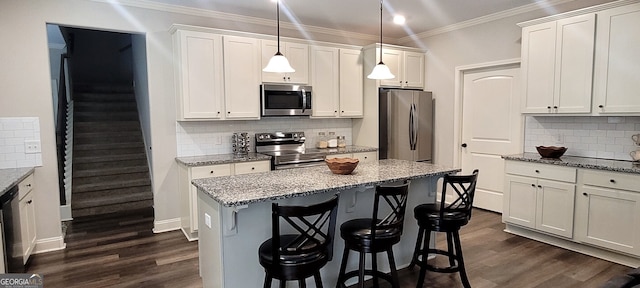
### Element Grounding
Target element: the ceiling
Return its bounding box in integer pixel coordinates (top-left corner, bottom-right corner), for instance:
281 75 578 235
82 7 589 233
146 0 559 39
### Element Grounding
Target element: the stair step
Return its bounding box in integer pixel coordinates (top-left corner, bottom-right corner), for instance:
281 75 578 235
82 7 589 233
72 191 153 210
71 185 152 199
74 121 140 132
73 153 146 164
74 111 139 121
73 171 150 186
72 199 154 218
72 178 151 193
73 147 145 157
74 142 144 151
74 132 142 144
73 83 133 93
74 158 147 170
74 93 135 102
74 102 137 112
73 165 149 178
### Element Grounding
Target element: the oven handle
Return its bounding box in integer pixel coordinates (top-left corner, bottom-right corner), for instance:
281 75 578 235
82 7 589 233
275 161 326 170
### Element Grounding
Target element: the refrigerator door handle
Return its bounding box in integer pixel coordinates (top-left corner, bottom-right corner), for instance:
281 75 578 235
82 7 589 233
409 103 415 150
411 103 418 150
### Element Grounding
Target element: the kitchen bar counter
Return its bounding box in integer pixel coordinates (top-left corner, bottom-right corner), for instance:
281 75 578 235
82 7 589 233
0 167 34 196
195 159 459 288
503 152 640 174
175 152 271 167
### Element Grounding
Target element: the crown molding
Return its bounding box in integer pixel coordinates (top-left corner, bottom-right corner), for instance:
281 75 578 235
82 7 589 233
517 0 640 27
396 0 576 44
90 0 380 42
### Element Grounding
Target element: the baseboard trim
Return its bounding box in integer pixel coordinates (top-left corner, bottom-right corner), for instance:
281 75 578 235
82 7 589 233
505 223 640 268
60 205 73 221
34 236 66 254
153 217 181 233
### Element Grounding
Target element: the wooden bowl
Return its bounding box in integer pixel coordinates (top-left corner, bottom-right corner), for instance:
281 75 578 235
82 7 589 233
325 158 359 175
536 146 567 159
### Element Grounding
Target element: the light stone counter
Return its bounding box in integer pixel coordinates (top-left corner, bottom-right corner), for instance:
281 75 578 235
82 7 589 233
176 153 271 167
503 152 640 174
0 167 34 196
195 159 459 288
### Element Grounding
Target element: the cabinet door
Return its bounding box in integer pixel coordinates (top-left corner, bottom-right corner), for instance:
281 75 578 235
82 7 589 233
593 3 640 114
352 151 377 164
503 175 536 228
575 186 640 256
224 36 261 119
339 48 364 117
285 42 310 84
176 30 224 119
554 14 595 114
521 21 556 113
261 40 287 83
310 46 339 117
20 192 36 263
326 153 352 159
403 51 425 89
190 164 232 232
536 179 575 238
379 48 403 87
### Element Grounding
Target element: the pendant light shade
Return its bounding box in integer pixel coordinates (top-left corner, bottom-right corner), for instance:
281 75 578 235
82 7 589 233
367 0 395 80
263 0 295 73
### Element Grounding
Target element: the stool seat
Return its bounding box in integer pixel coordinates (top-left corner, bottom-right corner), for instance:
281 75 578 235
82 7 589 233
259 234 328 269
340 218 402 252
414 204 469 230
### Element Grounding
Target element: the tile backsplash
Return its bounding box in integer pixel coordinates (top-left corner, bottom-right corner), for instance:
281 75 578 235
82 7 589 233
525 116 640 161
0 117 43 168
177 118 353 157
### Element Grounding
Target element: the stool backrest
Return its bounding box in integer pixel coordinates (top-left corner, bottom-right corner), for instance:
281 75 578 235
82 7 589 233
439 169 479 220
371 181 410 238
271 195 339 264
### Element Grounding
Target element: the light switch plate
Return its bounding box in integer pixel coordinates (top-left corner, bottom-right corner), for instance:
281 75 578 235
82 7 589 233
24 140 41 154
204 213 212 228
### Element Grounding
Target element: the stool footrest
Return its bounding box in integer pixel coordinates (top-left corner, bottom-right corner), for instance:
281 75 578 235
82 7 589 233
338 270 394 287
412 248 462 273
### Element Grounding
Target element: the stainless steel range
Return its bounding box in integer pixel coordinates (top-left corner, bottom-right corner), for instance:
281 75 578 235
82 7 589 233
255 132 328 170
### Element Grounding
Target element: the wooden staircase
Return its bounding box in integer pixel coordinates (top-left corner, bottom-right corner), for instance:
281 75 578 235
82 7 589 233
71 84 153 218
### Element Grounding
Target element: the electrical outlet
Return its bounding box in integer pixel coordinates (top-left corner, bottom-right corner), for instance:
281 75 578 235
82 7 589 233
24 140 41 154
204 213 212 228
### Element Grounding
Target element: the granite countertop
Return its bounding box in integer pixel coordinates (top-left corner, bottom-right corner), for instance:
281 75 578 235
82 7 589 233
0 167 35 196
192 159 459 207
176 153 272 167
320 145 378 154
503 152 640 174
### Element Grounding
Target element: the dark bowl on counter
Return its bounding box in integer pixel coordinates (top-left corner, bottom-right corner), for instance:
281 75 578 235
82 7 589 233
536 146 567 159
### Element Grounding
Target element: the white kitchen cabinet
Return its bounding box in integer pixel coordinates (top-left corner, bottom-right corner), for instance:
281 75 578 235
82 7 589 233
179 161 270 241
352 151 377 164
173 30 224 120
18 173 36 264
503 161 576 238
377 48 425 89
261 40 309 84
325 153 352 159
520 14 595 114
575 169 640 256
311 47 363 118
593 3 640 114
224 36 262 119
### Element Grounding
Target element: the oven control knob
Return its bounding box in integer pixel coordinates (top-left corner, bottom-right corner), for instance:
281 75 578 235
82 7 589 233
258 135 264 140
293 133 298 138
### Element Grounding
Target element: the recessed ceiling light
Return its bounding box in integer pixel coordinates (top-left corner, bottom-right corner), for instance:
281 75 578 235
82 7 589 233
393 15 406 25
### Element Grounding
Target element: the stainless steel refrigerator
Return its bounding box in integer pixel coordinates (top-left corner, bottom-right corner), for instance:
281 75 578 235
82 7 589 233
379 89 433 162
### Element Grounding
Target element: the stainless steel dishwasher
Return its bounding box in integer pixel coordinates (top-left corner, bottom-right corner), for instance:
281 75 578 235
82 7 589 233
0 185 24 273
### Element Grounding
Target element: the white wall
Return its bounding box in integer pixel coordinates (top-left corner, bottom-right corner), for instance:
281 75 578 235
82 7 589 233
131 34 152 170
413 0 619 167
0 0 378 245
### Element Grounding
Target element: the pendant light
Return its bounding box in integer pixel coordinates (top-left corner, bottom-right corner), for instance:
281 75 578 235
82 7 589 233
367 0 395 80
263 0 295 73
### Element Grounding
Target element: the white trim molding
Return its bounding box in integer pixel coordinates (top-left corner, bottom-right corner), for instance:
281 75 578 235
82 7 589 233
153 217 181 233
34 236 66 254
518 0 640 27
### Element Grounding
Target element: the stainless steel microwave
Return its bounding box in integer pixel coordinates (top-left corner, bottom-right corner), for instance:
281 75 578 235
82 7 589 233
261 84 312 116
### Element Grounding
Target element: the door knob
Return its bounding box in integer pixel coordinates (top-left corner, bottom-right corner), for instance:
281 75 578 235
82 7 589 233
461 143 467 148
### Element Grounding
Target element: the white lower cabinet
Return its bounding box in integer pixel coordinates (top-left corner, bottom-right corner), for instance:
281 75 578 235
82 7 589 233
18 173 36 264
503 161 576 238
179 161 269 241
325 151 377 164
575 170 640 256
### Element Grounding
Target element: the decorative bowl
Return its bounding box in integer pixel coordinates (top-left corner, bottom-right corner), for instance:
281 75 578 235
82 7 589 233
325 158 359 175
536 146 567 159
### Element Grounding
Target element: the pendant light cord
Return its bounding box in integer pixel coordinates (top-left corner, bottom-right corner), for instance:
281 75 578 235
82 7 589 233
378 0 384 65
276 0 282 55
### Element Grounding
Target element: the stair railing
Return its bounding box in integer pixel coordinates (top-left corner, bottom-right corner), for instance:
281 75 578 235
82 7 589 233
56 54 72 206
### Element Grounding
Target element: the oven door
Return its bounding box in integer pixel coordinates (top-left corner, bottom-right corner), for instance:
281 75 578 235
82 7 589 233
261 84 312 116
275 160 326 170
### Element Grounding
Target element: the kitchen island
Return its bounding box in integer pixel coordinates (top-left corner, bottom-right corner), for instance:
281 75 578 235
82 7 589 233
192 159 459 288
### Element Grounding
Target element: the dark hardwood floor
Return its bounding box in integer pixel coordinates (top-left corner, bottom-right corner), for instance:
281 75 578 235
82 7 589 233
27 207 629 287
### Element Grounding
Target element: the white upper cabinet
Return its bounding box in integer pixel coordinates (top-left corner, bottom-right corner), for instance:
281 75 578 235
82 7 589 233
311 47 363 118
223 36 261 119
593 3 640 114
378 48 425 89
261 40 310 84
173 30 224 120
521 14 595 114
338 48 364 117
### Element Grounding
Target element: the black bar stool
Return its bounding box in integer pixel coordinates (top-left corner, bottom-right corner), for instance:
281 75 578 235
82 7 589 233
336 181 410 288
409 169 479 288
259 195 339 288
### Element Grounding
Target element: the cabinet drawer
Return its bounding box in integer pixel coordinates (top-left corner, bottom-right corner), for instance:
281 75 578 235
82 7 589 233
191 164 232 179
506 161 576 183
326 153 352 159
18 173 34 200
235 161 270 175
581 170 640 192
352 151 377 163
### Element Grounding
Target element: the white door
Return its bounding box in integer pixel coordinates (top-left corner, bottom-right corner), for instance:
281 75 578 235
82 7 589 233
461 64 522 212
